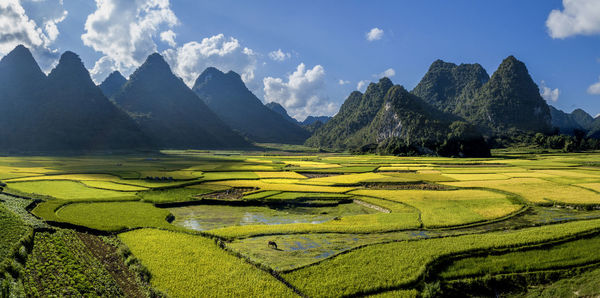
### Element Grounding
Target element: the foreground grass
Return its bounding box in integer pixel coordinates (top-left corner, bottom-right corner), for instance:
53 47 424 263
119 229 296 297
0 204 28 261
23 230 122 297
282 219 600 297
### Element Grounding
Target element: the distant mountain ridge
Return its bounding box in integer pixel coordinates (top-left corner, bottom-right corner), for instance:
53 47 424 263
265 102 298 124
2 44 599 154
0 46 150 152
303 116 331 126
112 54 250 149
99 71 127 99
192 67 310 144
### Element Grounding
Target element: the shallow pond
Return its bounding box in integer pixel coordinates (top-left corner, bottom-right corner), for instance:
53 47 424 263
168 202 377 231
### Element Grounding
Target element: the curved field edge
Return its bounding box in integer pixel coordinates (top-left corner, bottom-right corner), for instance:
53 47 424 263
280 218 600 297
438 235 600 280
118 229 298 297
514 265 600 297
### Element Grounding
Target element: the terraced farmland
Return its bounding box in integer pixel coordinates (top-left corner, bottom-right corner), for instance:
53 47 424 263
2 151 600 296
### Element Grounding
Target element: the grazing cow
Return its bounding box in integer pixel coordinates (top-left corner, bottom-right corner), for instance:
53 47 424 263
268 241 278 249
333 216 342 221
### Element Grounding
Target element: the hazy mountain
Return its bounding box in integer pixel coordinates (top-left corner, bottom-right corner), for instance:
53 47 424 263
192 67 310 144
265 101 298 124
40 51 150 150
0 45 48 151
549 106 584 135
586 116 600 139
303 116 332 125
571 108 594 130
303 120 325 134
113 54 250 149
305 78 489 156
99 71 127 99
0 46 150 151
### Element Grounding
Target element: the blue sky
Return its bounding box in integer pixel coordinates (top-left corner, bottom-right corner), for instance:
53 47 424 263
2 0 600 120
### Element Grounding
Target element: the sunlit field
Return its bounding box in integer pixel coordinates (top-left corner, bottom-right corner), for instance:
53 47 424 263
3 151 600 296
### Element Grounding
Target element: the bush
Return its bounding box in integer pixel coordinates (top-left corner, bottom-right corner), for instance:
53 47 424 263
422 281 442 298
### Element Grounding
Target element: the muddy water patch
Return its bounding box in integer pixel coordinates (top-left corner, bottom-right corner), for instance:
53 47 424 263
227 230 448 271
168 202 376 231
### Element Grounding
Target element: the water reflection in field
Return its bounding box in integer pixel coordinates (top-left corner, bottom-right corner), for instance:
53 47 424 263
169 203 377 231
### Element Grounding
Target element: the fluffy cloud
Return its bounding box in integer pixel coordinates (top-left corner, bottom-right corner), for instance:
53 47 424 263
160 29 176 47
357 80 369 91
539 80 560 102
0 0 67 70
89 55 119 84
377 68 395 78
163 33 257 86
82 0 179 82
366 27 384 41
588 77 600 95
268 49 290 62
338 79 350 85
546 0 600 38
263 63 336 120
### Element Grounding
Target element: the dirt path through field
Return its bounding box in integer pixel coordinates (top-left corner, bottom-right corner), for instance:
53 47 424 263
77 233 146 298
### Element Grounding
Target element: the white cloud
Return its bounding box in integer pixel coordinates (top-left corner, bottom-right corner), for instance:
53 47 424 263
0 0 67 70
263 63 336 120
588 76 600 95
90 56 119 84
82 0 179 82
163 33 257 86
160 29 176 47
377 68 395 78
546 0 600 38
366 27 384 41
338 79 350 85
357 80 369 92
539 80 560 102
268 49 290 62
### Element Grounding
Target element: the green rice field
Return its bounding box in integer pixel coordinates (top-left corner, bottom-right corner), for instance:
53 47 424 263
3 151 600 296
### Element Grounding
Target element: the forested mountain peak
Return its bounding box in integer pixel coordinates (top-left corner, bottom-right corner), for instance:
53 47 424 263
412 59 489 114
474 55 552 133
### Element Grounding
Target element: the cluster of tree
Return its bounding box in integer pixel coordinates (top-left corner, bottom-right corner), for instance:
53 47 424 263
532 130 600 152
350 121 490 157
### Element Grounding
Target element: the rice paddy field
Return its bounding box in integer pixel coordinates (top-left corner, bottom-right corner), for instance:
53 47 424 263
2 150 600 296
